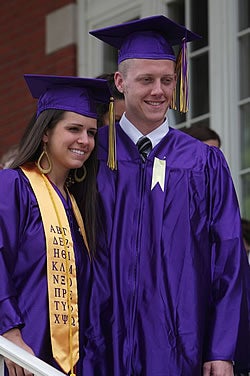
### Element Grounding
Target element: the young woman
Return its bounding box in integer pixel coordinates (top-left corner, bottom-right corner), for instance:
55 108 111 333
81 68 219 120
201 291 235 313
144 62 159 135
0 74 110 376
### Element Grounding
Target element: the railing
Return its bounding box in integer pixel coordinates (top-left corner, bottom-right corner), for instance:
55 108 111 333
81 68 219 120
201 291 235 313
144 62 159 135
0 336 66 376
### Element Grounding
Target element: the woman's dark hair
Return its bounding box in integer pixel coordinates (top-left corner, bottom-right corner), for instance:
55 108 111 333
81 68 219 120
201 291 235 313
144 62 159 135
180 126 221 148
11 110 64 167
10 109 97 256
69 142 98 256
96 72 124 100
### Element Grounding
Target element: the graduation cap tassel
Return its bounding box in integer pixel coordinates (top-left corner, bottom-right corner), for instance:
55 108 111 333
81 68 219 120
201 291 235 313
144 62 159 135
170 82 177 111
107 97 117 170
170 38 189 113
179 38 189 113
170 47 182 111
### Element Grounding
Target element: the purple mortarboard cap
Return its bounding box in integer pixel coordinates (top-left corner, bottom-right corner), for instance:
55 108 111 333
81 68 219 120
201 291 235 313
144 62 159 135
89 15 201 64
24 74 111 118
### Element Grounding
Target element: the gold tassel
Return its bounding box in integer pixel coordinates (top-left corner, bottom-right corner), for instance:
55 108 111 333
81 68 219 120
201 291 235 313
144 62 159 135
170 38 189 113
170 48 182 111
179 39 189 113
170 81 177 111
107 96 117 170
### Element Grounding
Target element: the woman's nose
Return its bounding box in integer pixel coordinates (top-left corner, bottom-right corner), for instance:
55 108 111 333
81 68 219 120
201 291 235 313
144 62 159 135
77 131 89 144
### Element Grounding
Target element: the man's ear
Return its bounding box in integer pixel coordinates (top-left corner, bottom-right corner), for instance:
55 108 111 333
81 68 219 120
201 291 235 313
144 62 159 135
114 72 124 94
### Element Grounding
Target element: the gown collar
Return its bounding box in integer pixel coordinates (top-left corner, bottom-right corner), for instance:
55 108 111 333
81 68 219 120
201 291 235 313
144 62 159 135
119 113 170 148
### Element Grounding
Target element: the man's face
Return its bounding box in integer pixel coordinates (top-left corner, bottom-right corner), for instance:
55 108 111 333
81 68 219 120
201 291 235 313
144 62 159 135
115 59 176 134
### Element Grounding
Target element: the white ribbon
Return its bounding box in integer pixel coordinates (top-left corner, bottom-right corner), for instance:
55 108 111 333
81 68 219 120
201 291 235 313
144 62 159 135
151 157 166 192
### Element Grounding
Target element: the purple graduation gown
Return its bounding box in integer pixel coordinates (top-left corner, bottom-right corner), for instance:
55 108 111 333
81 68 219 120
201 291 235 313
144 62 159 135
0 168 91 375
83 125 250 375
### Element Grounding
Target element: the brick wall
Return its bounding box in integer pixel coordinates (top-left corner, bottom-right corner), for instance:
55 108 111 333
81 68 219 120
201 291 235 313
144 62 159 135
0 0 76 157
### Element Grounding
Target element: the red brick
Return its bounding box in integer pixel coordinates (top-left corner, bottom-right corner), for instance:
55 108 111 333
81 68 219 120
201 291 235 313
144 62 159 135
0 0 76 157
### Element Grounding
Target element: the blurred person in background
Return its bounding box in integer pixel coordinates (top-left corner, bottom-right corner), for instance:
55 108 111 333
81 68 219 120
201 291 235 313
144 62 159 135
180 126 221 148
241 218 250 264
0 144 19 169
96 72 125 127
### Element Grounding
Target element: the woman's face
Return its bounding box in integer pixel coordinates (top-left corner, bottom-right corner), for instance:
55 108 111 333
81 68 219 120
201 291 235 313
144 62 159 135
203 139 220 147
43 111 97 175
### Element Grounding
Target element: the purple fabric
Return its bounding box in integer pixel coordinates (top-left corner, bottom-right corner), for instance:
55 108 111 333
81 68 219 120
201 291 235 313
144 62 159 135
116 31 176 64
0 168 91 375
24 74 111 118
37 86 100 119
83 125 250 375
89 15 201 64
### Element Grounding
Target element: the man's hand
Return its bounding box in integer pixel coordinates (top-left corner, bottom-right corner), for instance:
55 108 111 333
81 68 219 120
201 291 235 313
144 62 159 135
3 328 35 376
203 360 233 376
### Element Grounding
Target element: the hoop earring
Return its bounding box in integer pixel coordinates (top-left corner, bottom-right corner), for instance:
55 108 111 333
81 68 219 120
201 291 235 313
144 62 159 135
74 165 87 182
37 144 52 174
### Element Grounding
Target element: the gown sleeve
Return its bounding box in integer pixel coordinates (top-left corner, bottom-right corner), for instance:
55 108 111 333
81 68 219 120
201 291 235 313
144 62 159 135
0 169 28 334
204 147 250 363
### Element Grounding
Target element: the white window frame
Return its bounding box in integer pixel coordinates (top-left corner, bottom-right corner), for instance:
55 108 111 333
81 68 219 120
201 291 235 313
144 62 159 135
209 0 240 196
77 0 243 204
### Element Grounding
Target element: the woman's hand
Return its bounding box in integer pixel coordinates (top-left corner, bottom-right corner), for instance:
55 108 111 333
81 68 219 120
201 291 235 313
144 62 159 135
3 328 35 376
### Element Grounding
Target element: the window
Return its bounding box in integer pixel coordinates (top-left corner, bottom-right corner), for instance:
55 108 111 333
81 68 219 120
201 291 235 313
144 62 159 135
167 0 209 129
238 0 250 219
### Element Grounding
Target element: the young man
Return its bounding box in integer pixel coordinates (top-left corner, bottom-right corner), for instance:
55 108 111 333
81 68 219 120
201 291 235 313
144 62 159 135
84 15 250 375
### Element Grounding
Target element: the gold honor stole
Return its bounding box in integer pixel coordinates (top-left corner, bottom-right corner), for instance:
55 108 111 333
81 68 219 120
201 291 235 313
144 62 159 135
21 165 90 375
